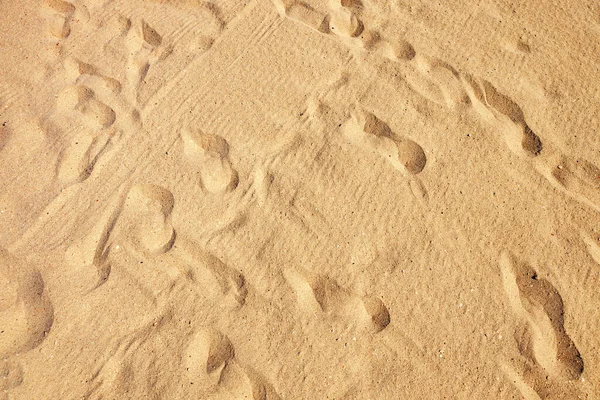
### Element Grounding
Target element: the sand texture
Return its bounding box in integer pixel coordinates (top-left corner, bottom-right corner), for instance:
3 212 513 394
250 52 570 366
1 0 600 398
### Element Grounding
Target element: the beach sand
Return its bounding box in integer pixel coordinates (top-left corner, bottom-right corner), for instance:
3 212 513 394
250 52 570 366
1 0 600 398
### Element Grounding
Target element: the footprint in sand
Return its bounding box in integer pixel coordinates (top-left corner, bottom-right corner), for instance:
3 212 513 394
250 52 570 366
284 269 390 334
173 238 247 308
361 30 416 61
119 184 176 257
52 50 150 185
124 19 170 104
341 108 426 175
186 3 226 52
500 252 583 384
184 328 281 399
52 81 116 185
63 58 123 94
276 0 469 110
42 0 76 39
275 0 415 61
273 0 329 33
403 56 470 108
181 129 239 194
65 184 175 292
539 155 600 214
64 195 120 290
463 76 542 157
274 0 364 37
324 1 364 38
56 85 116 130
0 249 54 396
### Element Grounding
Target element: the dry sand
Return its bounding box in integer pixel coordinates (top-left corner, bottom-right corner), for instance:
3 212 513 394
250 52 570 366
1 0 600 398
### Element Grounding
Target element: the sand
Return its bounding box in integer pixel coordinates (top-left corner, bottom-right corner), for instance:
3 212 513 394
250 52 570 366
1 0 600 398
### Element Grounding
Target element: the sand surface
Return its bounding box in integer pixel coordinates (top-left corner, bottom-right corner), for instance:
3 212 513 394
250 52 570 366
1 0 600 398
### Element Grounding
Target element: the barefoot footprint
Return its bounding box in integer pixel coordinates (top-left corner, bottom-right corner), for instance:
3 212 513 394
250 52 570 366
42 0 76 39
284 269 390 333
500 252 584 381
173 238 247 308
325 1 364 38
51 80 117 185
184 328 281 399
124 19 169 104
463 76 542 157
181 129 238 194
341 108 426 175
539 155 600 214
56 85 116 130
0 249 54 396
120 184 176 257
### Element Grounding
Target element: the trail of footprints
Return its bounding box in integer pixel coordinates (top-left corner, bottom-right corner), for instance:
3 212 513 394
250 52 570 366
277 0 600 215
29 0 599 397
43 13 167 186
500 253 584 398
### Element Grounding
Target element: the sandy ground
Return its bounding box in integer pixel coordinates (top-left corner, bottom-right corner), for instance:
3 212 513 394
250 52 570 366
1 0 600 398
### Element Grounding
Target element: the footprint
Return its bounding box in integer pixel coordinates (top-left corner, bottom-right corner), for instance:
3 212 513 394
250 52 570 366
405 56 470 108
187 3 226 52
124 19 170 104
274 1 330 33
42 0 75 39
65 195 121 290
361 30 416 61
284 269 390 333
120 184 176 256
184 328 280 399
184 328 235 389
181 129 238 194
173 238 247 308
500 252 584 381
57 133 111 185
325 2 364 38
0 249 54 397
543 156 600 213
52 55 141 186
463 76 542 157
341 108 426 175
0 249 54 359
63 58 123 94
56 85 116 129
